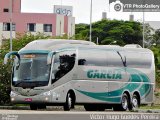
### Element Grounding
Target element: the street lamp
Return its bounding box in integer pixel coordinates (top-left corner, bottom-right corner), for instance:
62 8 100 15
89 0 92 42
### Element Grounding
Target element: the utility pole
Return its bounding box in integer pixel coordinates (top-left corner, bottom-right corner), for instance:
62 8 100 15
89 0 92 42
142 0 145 48
96 37 98 45
142 11 145 48
9 0 13 52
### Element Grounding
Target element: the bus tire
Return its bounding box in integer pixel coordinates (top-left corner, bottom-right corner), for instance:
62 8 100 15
129 94 140 111
113 93 129 111
30 104 37 110
63 92 73 111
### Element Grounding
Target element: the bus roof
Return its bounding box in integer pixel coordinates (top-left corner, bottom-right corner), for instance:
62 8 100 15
19 39 152 54
79 45 152 53
19 39 96 52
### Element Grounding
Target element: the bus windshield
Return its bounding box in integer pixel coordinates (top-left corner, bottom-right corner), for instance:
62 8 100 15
12 54 50 88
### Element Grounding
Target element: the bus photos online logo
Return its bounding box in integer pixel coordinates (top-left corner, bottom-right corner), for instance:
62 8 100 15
109 0 123 12
109 0 160 12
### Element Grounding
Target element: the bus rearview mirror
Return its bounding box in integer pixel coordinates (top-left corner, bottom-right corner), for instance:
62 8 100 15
4 51 20 64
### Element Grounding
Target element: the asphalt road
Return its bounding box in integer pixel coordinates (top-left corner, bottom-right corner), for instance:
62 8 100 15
0 110 160 120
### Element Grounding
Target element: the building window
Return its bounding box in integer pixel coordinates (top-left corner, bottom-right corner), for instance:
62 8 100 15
3 23 16 31
43 24 52 32
3 8 9 12
27 23 36 32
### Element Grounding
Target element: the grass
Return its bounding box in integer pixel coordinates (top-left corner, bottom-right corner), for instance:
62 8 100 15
140 104 160 109
155 92 160 97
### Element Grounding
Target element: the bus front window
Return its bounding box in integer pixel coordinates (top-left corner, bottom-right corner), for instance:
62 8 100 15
52 51 76 83
13 54 50 88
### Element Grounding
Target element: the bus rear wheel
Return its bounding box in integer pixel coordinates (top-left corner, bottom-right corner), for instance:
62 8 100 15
129 94 140 111
113 93 129 111
63 92 74 111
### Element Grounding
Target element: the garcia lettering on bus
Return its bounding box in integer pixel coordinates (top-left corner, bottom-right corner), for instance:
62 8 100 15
87 70 122 80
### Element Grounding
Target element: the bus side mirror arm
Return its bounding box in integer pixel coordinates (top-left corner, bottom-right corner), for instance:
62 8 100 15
4 51 20 64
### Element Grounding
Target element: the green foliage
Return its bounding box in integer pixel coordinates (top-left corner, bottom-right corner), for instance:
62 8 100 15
0 49 12 104
153 29 160 45
0 49 11 104
151 45 160 88
2 32 50 51
75 19 143 45
144 23 154 42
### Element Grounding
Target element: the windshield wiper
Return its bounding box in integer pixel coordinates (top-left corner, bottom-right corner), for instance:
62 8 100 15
14 78 31 87
23 78 31 80
14 81 24 87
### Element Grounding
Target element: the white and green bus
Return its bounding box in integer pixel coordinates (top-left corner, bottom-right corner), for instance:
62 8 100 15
4 39 155 111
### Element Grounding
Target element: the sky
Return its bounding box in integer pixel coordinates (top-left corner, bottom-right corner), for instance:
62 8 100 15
21 0 160 25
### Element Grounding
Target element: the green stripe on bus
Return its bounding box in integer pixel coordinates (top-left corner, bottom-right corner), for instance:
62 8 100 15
76 68 151 102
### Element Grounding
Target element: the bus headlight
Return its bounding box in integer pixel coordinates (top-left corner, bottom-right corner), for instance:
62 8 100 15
41 91 51 96
10 91 18 97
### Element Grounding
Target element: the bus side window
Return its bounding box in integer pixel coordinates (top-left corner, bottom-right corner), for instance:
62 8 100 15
52 51 76 84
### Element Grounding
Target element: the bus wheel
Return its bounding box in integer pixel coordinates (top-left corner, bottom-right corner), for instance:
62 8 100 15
129 94 139 111
30 104 37 110
113 93 129 111
63 92 73 111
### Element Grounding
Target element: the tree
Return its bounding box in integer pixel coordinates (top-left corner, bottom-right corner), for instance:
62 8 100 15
75 19 143 46
153 29 160 45
144 23 154 47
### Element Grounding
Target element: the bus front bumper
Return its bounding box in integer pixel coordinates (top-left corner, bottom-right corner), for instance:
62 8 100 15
10 93 52 104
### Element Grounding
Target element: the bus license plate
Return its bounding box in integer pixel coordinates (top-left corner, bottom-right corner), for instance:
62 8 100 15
24 98 32 102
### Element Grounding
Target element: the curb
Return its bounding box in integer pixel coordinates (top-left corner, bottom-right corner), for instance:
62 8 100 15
0 106 160 113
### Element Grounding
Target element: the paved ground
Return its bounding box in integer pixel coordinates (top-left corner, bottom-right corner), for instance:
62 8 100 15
0 109 160 120
0 105 160 120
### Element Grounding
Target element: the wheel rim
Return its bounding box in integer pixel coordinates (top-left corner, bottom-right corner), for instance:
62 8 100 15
122 96 128 110
68 94 72 108
132 97 138 108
